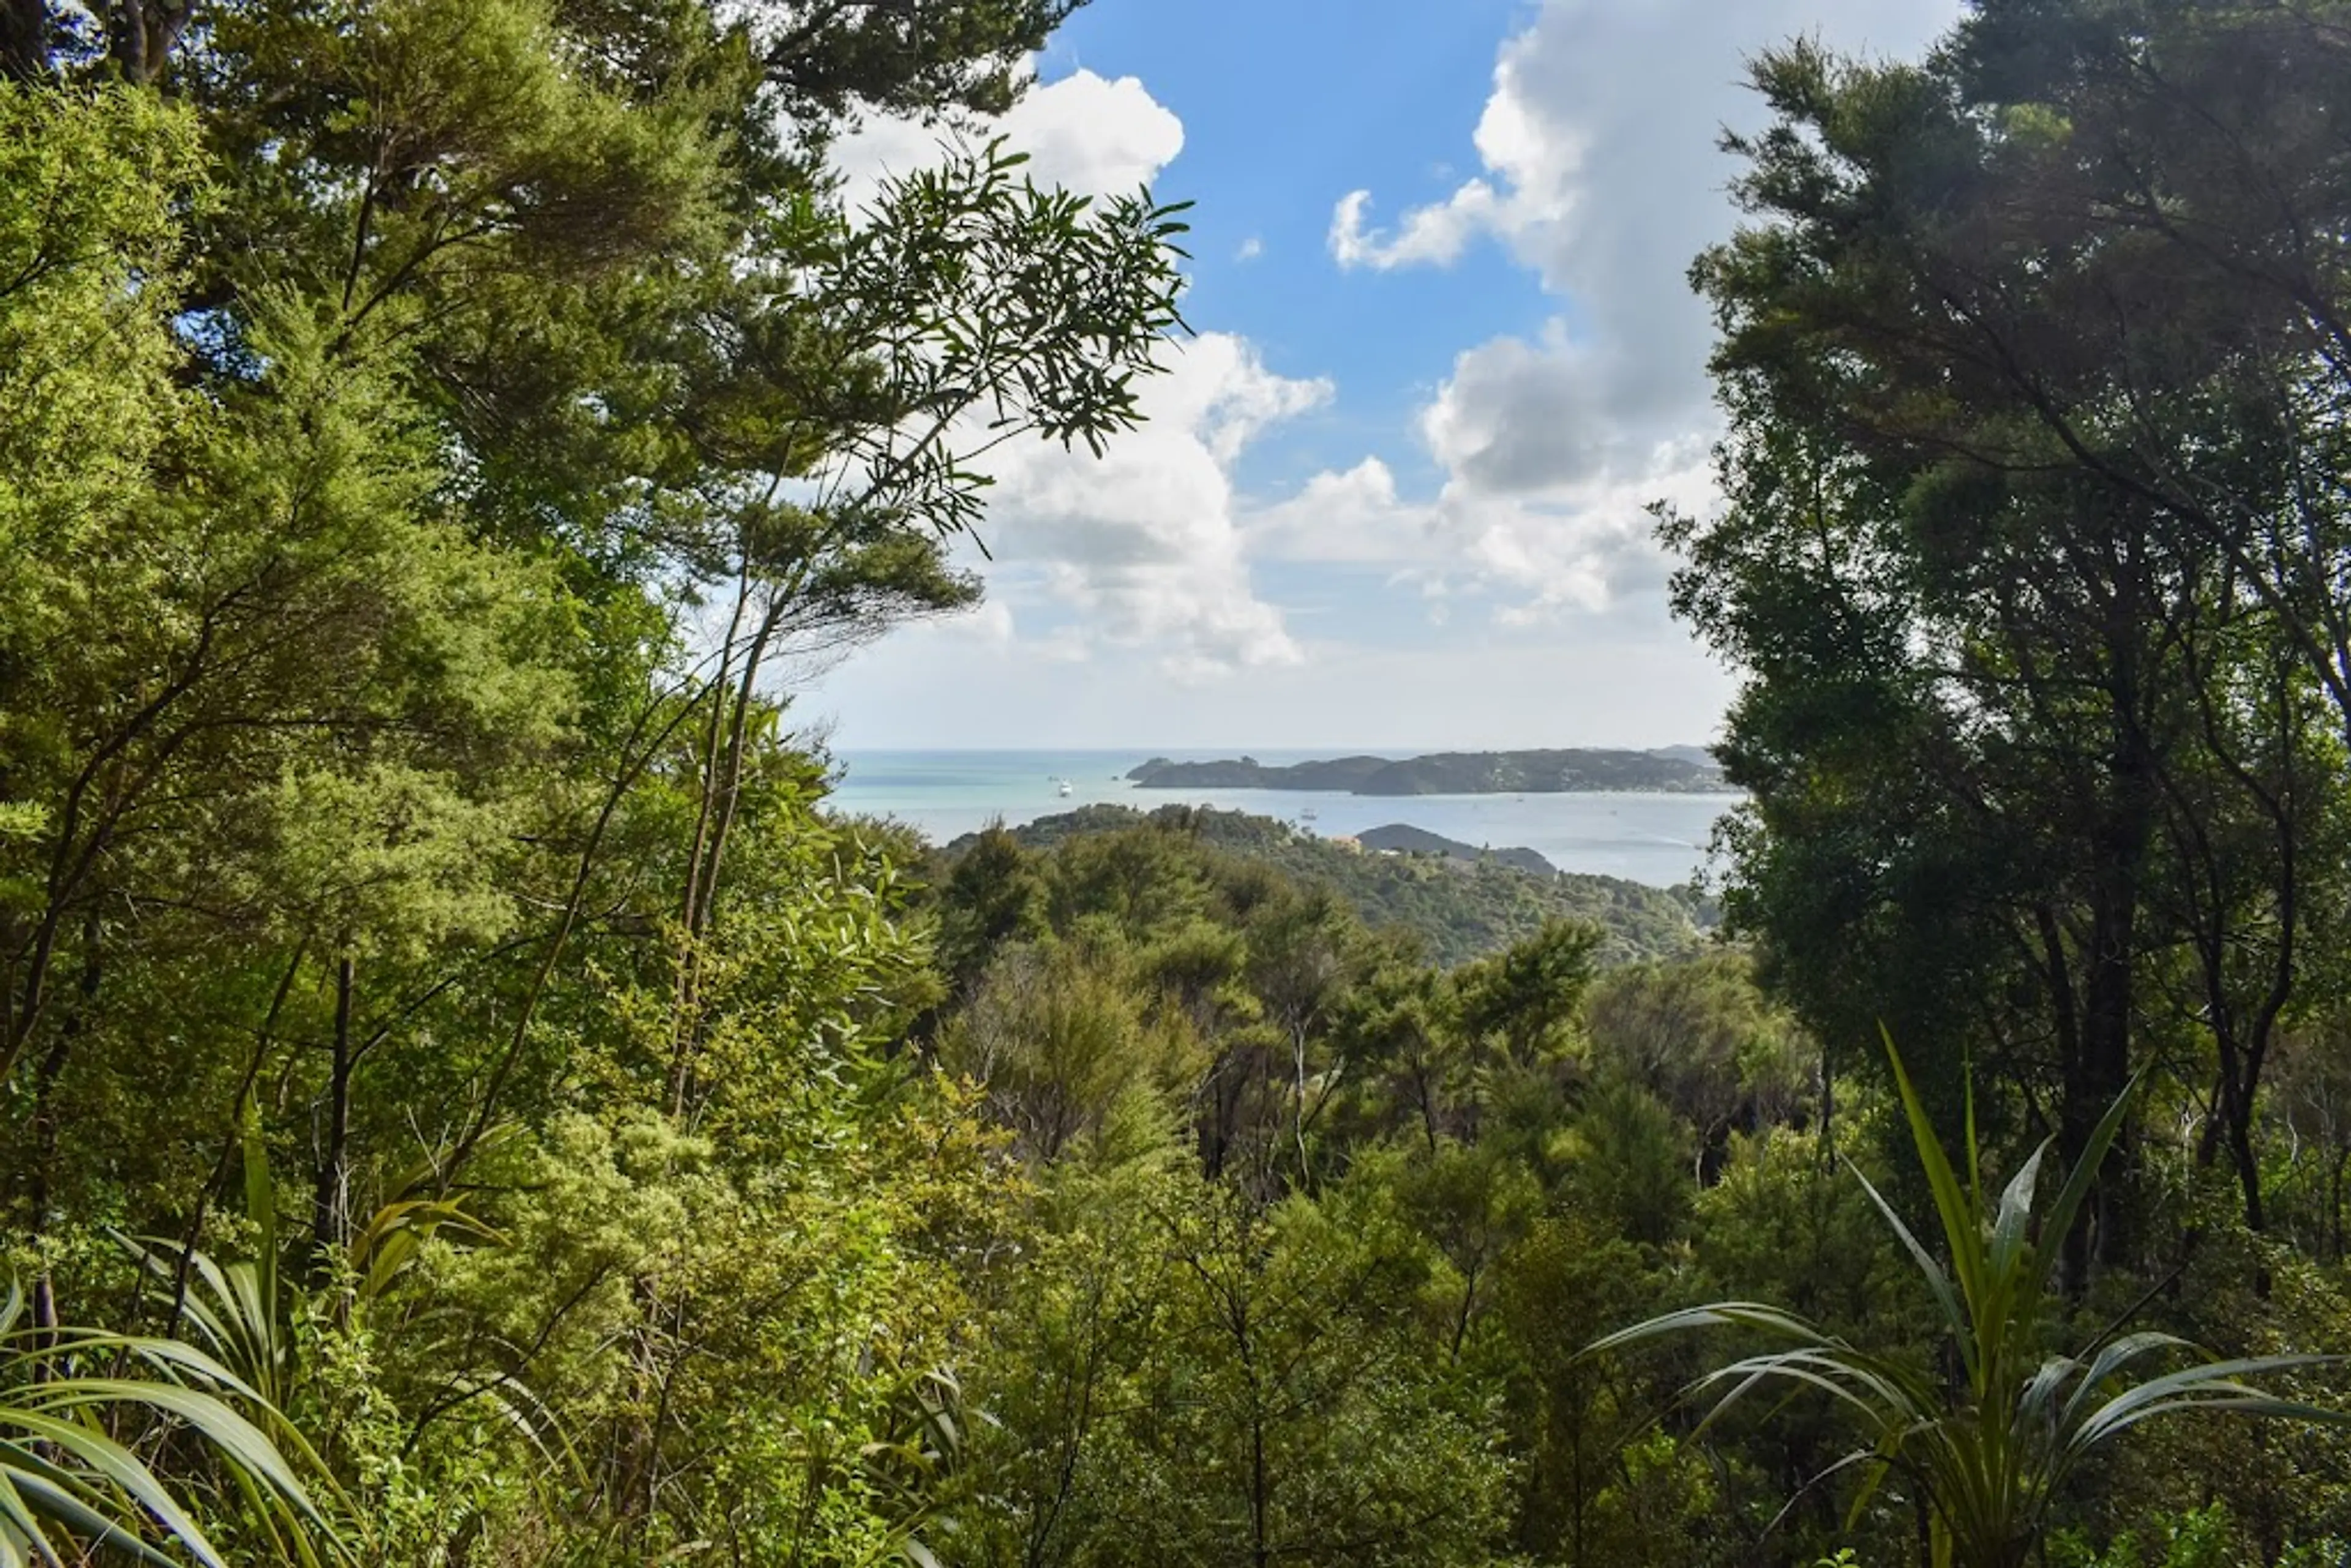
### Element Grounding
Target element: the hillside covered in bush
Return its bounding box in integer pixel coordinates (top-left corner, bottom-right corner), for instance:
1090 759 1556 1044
948 804 1711 966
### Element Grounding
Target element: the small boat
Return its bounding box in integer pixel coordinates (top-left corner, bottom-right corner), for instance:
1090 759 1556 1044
1057 779 1073 798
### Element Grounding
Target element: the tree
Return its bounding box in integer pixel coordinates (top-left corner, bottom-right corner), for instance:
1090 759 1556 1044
0 83 201 1084
1584 950 1811 1176
1454 918 1598 1071
983 1169 1512 1568
945 940 1156 1164
0 0 1185 1204
1662 10 2351 1256
0 2 1193 1562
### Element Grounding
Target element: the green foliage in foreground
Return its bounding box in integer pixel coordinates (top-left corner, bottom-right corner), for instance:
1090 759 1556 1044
1597 1040 2344 1568
0 5 1182 1556
0 1279 340 1567
9 0 2351 1564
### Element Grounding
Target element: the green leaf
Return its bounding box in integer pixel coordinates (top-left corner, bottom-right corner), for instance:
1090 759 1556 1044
1881 1030 1986 1314
2020 1070 2142 1309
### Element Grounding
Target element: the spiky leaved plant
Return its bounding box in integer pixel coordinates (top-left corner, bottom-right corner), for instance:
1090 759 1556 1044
0 1277 342 1566
117 1121 571 1488
1591 1036 2343 1568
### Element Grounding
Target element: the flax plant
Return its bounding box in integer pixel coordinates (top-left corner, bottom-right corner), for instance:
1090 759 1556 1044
0 1279 341 1567
1592 1038 2344 1568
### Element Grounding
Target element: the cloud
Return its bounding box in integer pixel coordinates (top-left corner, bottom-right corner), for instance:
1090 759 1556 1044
1327 55 1582 277
1236 236 1264 262
1304 0 1960 617
1335 0 1954 291
961 599 1016 647
831 66 1184 213
1247 444 1710 619
1249 458 1427 566
975 332 1327 676
996 69 1185 196
1419 323 1668 497
817 4 1968 744
1330 186 1501 271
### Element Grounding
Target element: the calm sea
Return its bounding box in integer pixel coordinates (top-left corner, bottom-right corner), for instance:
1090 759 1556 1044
825 749 1742 889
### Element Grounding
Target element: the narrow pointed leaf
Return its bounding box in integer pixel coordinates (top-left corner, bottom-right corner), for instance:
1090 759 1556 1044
1989 1141 2048 1282
1881 1031 1986 1311
2020 1071 2142 1307
2 1412 227 1568
1845 1157 1969 1351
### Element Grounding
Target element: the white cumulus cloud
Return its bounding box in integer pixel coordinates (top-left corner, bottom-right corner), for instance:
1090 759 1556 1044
1302 0 1960 619
977 332 1327 676
831 66 1184 213
997 68 1186 196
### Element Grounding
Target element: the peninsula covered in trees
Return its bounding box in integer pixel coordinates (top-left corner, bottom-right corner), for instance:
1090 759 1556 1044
1125 747 1729 794
1353 821 1562 877
950 804 1710 966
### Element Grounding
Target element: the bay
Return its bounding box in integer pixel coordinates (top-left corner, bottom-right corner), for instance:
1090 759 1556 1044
826 749 1741 890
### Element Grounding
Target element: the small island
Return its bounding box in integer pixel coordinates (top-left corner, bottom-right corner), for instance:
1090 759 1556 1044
1125 747 1725 795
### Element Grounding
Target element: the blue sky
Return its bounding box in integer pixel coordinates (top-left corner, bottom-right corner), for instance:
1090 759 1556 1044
811 0 1960 751
1051 0 1548 470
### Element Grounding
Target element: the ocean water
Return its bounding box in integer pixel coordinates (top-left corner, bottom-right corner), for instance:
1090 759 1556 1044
825 749 1742 890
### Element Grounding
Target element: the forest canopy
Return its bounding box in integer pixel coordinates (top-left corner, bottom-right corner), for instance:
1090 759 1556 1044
7 1 2351 1566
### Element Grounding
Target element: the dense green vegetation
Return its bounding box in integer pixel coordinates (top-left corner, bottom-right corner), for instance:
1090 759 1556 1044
9 1 2351 1565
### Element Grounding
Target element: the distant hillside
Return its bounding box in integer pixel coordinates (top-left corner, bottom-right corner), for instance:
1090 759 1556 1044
1354 823 1556 878
958 804 1711 967
1125 748 1726 795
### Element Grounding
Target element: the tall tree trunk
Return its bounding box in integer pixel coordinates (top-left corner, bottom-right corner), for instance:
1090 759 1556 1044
312 953 356 1276
2331 1143 2349 1262
25 909 98 1359
2172 634 2303 1243
106 0 197 85
1818 1036 1835 1172
2229 1117 2266 1236
2058 717 2155 1293
2069 893 2137 1278
0 0 47 80
668 583 783 1116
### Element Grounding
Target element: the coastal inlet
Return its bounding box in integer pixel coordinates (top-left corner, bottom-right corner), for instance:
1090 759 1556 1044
826 749 1742 889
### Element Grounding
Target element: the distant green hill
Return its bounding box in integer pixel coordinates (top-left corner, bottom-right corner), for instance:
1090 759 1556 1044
954 804 1712 967
1125 748 1727 795
1354 822 1556 877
